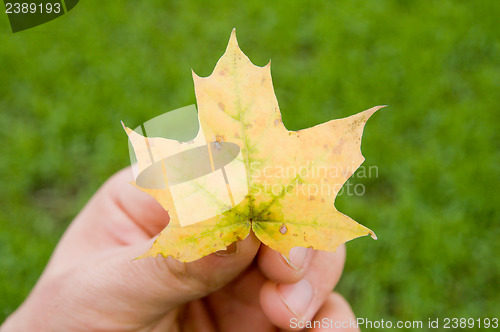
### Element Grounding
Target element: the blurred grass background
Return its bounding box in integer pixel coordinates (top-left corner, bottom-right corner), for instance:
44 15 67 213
0 0 499 327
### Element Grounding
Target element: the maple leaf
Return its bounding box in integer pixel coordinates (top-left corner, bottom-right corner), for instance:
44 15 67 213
124 29 384 262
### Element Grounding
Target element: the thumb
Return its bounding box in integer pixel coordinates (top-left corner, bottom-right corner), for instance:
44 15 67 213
95 232 261 312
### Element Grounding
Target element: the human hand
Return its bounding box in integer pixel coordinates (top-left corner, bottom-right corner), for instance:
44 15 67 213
2 168 360 331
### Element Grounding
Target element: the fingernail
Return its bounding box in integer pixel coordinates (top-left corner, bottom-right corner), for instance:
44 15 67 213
278 279 314 319
215 242 237 256
282 247 312 270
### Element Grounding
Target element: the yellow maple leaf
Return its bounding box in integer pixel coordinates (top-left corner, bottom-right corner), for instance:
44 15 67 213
124 29 384 262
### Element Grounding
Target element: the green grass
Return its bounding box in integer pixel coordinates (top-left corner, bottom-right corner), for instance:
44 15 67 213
1 0 499 328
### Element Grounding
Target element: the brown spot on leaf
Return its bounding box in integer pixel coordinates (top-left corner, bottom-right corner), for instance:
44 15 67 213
309 195 316 200
218 102 225 111
348 118 364 133
245 124 253 129
279 223 288 235
332 138 345 154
